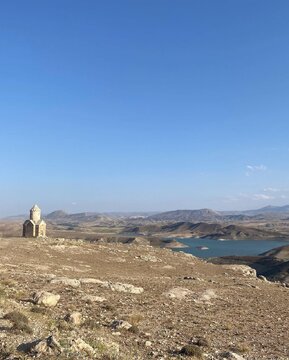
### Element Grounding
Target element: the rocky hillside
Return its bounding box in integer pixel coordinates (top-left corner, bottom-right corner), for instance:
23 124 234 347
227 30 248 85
45 211 113 224
0 237 288 359
210 244 289 285
124 222 289 240
242 205 289 216
261 244 289 260
147 209 222 222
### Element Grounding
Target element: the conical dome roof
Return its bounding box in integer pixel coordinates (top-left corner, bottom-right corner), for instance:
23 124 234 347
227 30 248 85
31 204 40 211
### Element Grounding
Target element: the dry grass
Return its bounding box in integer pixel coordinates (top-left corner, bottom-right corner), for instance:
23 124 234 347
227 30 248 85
124 313 144 326
231 342 250 354
180 344 204 358
81 318 101 330
4 311 33 334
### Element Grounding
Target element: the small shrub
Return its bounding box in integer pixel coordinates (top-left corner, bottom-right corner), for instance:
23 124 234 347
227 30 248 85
0 287 6 298
231 343 250 354
57 320 73 331
15 322 33 334
0 343 14 358
103 304 115 312
81 319 101 330
195 337 209 347
4 311 33 334
30 306 47 314
12 290 27 301
128 325 139 334
125 313 144 326
180 344 203 358
4 311 29 324
1 279 16 287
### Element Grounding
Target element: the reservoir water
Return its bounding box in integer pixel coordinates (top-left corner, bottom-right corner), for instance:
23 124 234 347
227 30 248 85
172 238 289 258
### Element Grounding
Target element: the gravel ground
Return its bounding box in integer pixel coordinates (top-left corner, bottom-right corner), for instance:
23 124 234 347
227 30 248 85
0 237 288 359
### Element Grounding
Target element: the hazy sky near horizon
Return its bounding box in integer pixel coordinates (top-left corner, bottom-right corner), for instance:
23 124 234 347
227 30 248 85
1 0 289 216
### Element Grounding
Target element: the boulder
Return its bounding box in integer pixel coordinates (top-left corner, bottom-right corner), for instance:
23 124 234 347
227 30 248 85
32 291 60 307
65 312 82 326
222 265 257 277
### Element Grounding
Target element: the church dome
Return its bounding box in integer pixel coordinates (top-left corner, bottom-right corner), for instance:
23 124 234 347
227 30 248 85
31 204 40 211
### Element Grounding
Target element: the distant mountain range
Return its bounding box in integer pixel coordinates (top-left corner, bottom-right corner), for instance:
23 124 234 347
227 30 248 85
240 205 289 216
147 209 222 222
3 204 289 222
147 205 289 222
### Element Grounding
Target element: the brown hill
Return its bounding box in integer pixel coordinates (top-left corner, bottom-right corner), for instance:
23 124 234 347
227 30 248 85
147 209 222 222
124 221 288 240
261 245 289 260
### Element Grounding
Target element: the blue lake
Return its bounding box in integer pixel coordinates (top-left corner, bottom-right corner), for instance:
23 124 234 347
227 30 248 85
172 238 289 258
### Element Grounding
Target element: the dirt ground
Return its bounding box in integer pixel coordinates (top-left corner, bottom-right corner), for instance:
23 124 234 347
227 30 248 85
0 237 289 359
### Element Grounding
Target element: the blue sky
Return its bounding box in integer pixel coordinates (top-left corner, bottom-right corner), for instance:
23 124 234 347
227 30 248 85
1 0 289 216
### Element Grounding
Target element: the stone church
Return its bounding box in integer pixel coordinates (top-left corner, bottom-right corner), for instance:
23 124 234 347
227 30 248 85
23 205 47 238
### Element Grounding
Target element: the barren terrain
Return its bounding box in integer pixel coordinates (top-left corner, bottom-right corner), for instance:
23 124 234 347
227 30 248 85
0 236 289 359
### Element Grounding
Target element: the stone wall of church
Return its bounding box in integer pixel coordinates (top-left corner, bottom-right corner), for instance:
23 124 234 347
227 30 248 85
23 221 35 237
36 223 46 237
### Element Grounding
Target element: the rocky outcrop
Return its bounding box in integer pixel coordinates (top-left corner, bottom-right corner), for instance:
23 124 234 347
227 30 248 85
50 277 81 287
222 264 257 277
32 291 60 307
163 287 193 300
102 281 144 294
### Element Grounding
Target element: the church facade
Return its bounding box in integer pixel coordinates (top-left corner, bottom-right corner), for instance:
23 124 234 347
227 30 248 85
23 205 47 238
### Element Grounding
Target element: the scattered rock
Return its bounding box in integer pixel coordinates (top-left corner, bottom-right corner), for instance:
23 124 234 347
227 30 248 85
197 289 217 302
110 319 132 330
65 312 82 326
71 338 94 356
50 277 81 287
103 282 144 294
71 337 120 358
163 287 193 300
192 337 209 347
18 335 62 356
184 276 203 281
139 254 159 262
221 351 246 359
82 294 106 303
32 291 60 307
80 278 108 285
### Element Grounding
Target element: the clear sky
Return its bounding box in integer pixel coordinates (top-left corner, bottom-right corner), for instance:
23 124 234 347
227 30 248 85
1 0 289 216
